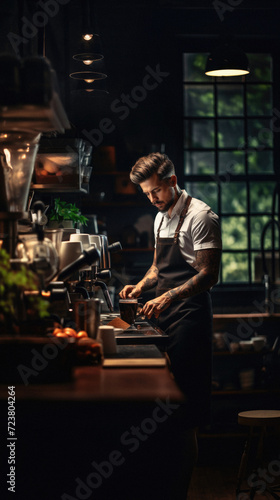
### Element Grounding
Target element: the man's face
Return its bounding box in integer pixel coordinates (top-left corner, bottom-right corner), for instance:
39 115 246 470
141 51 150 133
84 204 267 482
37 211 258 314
140 173 177 213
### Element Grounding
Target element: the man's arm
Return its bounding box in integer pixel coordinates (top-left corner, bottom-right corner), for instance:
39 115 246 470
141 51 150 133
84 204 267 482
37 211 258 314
137 251 158 292
142 248 221 318
119 250 158 298
166 247 221 300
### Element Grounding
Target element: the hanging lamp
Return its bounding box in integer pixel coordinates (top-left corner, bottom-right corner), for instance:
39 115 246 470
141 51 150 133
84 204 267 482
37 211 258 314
205 38 250 77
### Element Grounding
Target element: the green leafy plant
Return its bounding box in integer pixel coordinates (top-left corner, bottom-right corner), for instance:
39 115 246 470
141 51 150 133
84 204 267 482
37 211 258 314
48 198 88 226
0 248 49 326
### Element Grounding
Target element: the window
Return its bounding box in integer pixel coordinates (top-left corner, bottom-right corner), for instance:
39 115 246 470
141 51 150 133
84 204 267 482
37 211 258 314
183 52 278 284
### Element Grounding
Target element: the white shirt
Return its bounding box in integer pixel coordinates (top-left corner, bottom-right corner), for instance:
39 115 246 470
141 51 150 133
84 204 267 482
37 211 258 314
154 190 222 267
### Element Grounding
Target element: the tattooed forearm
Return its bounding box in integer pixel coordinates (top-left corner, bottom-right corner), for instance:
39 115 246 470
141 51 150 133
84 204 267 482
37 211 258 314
165 248 221 301
138 265 159 292
168 272 213 300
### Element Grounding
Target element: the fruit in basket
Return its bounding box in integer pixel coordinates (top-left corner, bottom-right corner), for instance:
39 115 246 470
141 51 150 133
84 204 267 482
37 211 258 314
63 327 77 337
52 326 77 338
53 327 63 335
77 330 88 338
76 337 103 364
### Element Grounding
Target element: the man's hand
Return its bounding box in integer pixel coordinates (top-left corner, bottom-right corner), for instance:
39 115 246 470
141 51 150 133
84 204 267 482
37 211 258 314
119 285 142 299
141 293 172 319
119 255 158 300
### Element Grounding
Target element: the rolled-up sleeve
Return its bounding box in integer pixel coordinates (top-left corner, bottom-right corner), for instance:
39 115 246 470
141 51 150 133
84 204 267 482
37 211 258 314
191 210 222 251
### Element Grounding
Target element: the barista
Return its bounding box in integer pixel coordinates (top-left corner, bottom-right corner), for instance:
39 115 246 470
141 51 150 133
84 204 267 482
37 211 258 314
119 153 222 496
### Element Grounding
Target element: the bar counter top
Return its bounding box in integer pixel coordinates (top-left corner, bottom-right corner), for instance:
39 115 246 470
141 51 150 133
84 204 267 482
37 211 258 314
0 363 185 403
0 358 187 500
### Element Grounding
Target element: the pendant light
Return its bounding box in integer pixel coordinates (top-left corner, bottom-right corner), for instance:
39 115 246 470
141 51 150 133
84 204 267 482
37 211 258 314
205 38 250 77
70 0 107 93
73 52 104 66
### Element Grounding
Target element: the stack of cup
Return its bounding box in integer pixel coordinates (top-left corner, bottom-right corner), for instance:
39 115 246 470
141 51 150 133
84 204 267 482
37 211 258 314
97 325 117 355
69 233 96 270
59 240 83 272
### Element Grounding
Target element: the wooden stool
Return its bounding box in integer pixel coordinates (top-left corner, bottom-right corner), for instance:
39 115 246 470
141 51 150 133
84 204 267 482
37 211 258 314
237 410 280 499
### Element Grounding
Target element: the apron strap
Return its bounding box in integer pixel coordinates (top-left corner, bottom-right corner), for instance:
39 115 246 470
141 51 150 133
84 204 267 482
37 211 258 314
156 196 192 244
174 195 192 244
156 215 165 243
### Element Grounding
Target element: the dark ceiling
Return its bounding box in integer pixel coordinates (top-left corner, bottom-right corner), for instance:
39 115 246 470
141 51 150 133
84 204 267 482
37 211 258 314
1 0 280 163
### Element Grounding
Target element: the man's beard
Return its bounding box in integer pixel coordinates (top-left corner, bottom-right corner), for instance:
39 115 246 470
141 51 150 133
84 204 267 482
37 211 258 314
156 192 175 213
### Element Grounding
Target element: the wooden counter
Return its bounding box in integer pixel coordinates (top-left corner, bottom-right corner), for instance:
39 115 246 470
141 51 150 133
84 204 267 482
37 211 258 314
0 362 186 500
0 364 185 403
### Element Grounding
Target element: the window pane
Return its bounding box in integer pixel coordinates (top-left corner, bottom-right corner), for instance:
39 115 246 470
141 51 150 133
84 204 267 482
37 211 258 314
248 151 274 174
184 119 215 148
253 251 280 283
222 252 249 282
184 151 215 175
183 53 209 82
221 182 247 213
247 84 272 116
252 252 263 283
182 51 275 287
183 85 214 117
222 216 247 249
217 84 243 116
246 54 272 83
218 119 244 148
250 181 275 213
247 118 273 148
185 181 218 212
250 215 273 249
218 151 245 174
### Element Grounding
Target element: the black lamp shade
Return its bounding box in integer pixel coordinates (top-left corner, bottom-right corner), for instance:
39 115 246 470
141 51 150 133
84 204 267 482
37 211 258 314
205 42 250 77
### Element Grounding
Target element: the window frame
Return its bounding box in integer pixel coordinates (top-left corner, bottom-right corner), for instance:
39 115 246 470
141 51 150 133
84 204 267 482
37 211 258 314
181 42 279 289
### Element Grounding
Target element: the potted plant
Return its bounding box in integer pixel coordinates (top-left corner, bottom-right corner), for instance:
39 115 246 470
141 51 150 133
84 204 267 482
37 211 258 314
0 248 49 334
47 198 88 229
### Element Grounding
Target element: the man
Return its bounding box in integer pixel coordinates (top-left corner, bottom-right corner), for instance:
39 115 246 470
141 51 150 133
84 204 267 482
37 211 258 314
119 152 222 497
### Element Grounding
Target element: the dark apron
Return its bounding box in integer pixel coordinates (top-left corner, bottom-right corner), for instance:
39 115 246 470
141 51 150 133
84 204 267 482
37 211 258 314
155 197 212 427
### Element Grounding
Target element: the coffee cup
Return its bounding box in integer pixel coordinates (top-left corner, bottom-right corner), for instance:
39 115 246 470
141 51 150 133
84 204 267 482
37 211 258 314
59 241 83 270
97 325 117 354
119 299 143 325
70 233 91 249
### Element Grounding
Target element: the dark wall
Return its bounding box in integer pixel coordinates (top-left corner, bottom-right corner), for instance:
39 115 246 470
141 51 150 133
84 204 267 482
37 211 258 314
1 1 280 175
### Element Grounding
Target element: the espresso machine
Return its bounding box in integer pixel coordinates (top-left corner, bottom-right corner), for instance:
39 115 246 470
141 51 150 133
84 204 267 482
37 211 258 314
0 54 69 257
0 54 102 327
58 233 122 313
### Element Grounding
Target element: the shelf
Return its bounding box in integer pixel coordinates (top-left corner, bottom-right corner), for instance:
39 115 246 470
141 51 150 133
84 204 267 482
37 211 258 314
212 388 280 396
0 92 70 134
213 313 280 319
213 312 280 331
31 184 88 193
213 349 270 356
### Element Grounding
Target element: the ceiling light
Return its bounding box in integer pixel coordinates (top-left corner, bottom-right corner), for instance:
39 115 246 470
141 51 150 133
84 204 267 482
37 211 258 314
69 71 107 82
73 53 104 66
83 34 93 41
205 39 250 77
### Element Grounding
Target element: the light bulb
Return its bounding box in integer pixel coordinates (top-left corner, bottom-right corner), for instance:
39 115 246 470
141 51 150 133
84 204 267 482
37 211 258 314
83 60 93 66
85 79 94 83
83 34 93 41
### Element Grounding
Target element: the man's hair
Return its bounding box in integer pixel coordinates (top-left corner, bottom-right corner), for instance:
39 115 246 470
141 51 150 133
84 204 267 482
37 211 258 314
130 152 175 185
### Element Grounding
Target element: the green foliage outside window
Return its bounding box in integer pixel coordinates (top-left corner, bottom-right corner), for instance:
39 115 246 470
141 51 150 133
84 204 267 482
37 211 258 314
183 52 277 284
